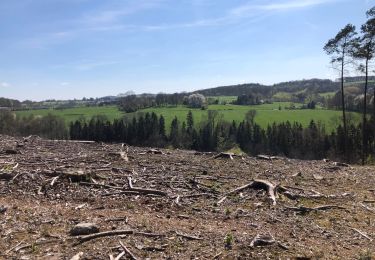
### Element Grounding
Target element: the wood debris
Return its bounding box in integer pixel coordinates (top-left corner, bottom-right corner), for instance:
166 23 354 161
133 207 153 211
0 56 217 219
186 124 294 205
0 134 373 259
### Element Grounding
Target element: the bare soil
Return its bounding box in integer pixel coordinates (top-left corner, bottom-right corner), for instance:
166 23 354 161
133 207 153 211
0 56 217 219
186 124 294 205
0 135 374 259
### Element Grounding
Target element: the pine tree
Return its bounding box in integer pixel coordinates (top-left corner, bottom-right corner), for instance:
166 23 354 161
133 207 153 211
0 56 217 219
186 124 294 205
324 24 357 157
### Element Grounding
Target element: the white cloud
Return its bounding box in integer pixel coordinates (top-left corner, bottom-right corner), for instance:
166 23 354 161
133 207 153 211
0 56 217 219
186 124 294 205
60 82 70 86
1 82 10 87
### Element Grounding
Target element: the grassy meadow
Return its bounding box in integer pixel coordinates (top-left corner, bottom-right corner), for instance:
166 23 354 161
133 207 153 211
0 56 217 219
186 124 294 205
15 101 360 132
16 106 124 123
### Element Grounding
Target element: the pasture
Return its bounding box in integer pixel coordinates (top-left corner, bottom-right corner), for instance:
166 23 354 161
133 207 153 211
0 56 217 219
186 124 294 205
15 102 360 132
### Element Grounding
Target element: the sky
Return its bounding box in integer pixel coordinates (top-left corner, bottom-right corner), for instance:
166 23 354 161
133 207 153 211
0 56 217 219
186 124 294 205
0 0 374 101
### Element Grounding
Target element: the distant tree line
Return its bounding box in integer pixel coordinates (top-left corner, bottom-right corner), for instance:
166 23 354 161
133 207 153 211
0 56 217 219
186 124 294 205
118 93 186 113
0 111 67 139
0 97 22 109
1 109 374 162
68 110 374 162
118 93 208 113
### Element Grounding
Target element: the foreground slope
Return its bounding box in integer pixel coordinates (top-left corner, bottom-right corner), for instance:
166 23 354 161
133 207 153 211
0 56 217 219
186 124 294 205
0 135 374 259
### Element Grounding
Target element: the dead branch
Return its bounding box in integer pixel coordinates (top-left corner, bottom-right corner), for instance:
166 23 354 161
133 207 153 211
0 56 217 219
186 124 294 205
217 196 226 205
256 155 272 160
77 230 133 243
11 171 22 181
5 239 25 254
119 240 138 260
285 205 346 213
101 190 146 197
15 239 65 252
70 252 84 260
50 176 59 186
126 176 167 196
127 176 134 188
77 229 163 243
175 231 203 240
80 182 124 190
133 231 164 237
108 152 129 162
129 187 167 196
213 252 223 259
351 228 372 241
213 152 234 160
112 251 125 260
224 182 254 196
333 162 350 167
48 140 96 144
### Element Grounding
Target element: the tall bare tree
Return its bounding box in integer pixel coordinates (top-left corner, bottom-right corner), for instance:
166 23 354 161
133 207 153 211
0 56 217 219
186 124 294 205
324 24 357 156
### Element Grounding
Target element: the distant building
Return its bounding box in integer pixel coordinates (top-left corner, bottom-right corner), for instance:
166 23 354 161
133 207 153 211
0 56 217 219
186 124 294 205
0 107 11 111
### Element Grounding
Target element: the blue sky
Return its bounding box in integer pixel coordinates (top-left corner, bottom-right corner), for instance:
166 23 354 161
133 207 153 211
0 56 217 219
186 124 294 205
0 0 373 101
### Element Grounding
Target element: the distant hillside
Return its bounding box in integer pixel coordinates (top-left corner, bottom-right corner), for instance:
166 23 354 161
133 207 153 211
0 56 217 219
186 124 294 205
271 79 339 93
342 76 375 83
193 83 271 96
193 79 339 97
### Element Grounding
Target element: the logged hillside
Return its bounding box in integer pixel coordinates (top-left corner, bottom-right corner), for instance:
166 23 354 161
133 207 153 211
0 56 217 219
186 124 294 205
0 135 374 259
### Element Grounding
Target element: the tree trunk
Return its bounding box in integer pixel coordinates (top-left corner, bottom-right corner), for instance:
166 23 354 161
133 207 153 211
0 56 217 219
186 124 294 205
341 51 347 157
362 58 369 165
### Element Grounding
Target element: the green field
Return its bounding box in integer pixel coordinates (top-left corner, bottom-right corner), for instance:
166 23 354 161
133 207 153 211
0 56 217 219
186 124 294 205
15 102 360 132
207 96 237 103
272 92 293 100
16 106 124 123
137 103 359 132
319 91 337 98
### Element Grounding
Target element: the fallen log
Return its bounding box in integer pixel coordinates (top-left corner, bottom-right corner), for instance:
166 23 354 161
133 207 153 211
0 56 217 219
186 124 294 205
333 162 350 167
213 152 234 160
256 155 272 161
0 172 13 180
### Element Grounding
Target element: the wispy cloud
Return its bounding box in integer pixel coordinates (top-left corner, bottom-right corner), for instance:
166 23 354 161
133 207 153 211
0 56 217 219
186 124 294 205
60 82 70 86
51 59 121 71
74 60 120 71
1 82 10 87
109 0 338 31
79 0 166 26
18 0 337 48
231 0 337 16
